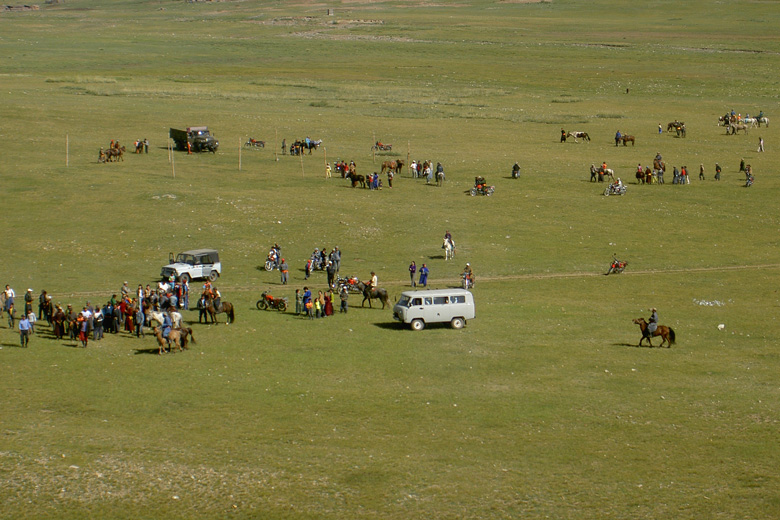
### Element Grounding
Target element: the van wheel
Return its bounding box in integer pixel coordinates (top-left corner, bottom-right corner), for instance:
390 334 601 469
410 319 425 331
451 317 465 330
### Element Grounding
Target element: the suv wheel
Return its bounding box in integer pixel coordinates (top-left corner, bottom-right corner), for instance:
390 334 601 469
208 270 219 282
179 273 190 284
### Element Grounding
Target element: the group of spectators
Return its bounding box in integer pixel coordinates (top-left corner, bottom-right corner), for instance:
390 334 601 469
297 286 349 319
3 279 197 348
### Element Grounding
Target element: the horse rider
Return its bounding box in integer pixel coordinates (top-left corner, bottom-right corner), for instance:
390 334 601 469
368 271 378 292
212 287 222 313
646 308 658 338
655 152 663 162
161 309 173 342
512 162 521 177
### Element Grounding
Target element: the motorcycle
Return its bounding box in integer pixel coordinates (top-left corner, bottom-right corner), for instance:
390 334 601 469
256 291 288 311
511 165 521 179
337 275 362 294
604 182 626 196
745 174 754 187
606 257 627 275
265 250 279 271
461 272 475 289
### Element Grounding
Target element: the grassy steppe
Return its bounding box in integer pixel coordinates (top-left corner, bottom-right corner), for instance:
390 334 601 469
1 1 779 518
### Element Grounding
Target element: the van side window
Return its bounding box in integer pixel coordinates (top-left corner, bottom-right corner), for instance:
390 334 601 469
433 297 449 305
451 295 466 303
411 298 422 306
424 297 432 305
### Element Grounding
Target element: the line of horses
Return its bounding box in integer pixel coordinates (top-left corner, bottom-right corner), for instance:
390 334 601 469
289 139 322 155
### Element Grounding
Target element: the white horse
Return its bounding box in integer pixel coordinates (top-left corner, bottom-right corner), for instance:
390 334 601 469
147 310 182 328
758 116 769 127
598 167 615 181
443 238 455 260
743 117 758 128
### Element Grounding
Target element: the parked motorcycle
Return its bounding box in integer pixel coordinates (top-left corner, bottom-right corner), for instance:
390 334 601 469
337 275 362 294
256 291 288 311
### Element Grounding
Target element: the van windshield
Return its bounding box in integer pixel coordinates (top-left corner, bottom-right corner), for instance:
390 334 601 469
397 296 411 307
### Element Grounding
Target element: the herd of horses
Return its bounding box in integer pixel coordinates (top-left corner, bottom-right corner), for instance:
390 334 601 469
99 145 126 163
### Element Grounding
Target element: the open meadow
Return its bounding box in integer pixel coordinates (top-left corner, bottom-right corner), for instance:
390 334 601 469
1 0 779 518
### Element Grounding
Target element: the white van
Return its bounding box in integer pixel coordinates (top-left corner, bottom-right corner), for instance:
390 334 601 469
393 288 475 330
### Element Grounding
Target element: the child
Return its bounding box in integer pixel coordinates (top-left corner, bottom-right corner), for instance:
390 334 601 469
27 309 37 334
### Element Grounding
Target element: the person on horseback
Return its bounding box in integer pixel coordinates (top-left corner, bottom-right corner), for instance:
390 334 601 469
212 287 222 313
368 272 378 291
646 308 658 338
161 310 172 340
512 162 521 178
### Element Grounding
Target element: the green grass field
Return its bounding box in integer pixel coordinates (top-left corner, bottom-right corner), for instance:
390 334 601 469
1 1 779 518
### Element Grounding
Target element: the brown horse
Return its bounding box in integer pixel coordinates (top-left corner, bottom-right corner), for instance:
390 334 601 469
204 293 235 324
632 318 676 348
356 281 389 309
667 121 684 132
380 159 404 175
152 326 182 355
636 169 645 184
620 135 635 146
105 146 126 162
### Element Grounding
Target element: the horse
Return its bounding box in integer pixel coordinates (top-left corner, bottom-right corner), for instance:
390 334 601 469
743 117 758 128
346 172 366 188
356 281 389 309
300 139 322 154
729 123 748 135
632 318 676 348
653 159 666 172
757 116 769 127
620 135 635 146
173 327 196 349
667 121 684 132
436 170 445 187
204 293 235 324
152 326 183 355
380 159 404 175
598 167 615 182
105 146 126 162
636 169 645 184
566 131 590 143
443 238 455 260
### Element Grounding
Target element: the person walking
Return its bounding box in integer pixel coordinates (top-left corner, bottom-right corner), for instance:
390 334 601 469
24 288 34 315
699 163 705 180
26 308 36 334
7 303 15 328
326 261 336 288
4 285 15 313
715 163 722 181
280 258 289 285
302 287 313 319
295 289 302 315
408 261 417 287
658 123 662 134
19 313 31 347
758 137 764 152
418 264 429 287
561 128 567 143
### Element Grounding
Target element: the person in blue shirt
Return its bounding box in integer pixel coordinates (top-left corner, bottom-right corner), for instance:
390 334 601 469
418 264 429 287
302 287 313 319
19 315 31 347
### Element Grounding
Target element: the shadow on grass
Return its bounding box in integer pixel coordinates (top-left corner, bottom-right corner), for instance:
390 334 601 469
613 342 657 348
1 342 25 348
373 322 405 330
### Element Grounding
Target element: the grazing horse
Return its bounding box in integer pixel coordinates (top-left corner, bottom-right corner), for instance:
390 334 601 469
667 121 684 132
443 238 455 260
633 318 676 348
566 131 590 143
729 123 748 135
346 172 366 188
204 293 235 324
620 135 635 146
356 281 389 309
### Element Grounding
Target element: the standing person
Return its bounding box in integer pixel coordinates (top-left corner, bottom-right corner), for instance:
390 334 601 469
339 285 349 313
418 264 429 287
739 158 746 173
4 285 15 313
93 306 104 341
135 306 145 338
561 128 567 143
324 290 334 317
615 130 622 146
280 258 289 285
24 289 34 315
331 247 341 273
121 281 130 299
78 314 89 348
314 291 323 318
699 163 705 180
758 137 764 152
144 138 149 154
181 279 189 310
7 303 15 328
26 308 37 334
38 290 48 321
658 123 662 134
387 168 394 188
19 313 31 347
325 162 332 178
408 261 417 287
295 289 302 315
715 163 722 181
198 293 209 324
281 138 286 155
302 287 313 319
305 258 313 280
326 261 336 288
